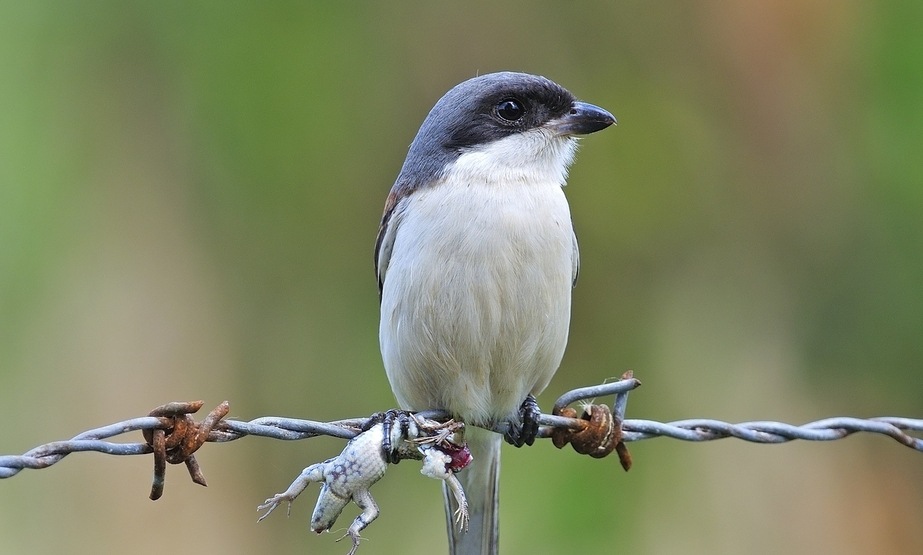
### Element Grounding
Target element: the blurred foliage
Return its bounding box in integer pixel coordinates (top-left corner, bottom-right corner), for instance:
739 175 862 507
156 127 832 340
2 2 922 554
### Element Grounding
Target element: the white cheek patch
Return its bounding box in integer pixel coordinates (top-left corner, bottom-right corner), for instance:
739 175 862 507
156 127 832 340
449 130 579 187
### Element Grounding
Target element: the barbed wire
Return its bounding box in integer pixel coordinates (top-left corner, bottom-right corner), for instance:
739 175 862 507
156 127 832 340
2 375 922 492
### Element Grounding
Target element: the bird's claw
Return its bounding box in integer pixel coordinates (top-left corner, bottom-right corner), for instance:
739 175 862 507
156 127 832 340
504 394 541 447
365 409 416 464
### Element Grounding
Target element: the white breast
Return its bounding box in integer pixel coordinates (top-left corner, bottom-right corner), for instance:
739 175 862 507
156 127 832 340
379 132 578 425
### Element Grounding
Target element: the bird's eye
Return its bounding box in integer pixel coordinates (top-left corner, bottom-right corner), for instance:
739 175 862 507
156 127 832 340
496 99 524 122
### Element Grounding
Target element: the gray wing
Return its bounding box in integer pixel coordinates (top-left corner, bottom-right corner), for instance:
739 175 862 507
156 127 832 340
374 189 405 300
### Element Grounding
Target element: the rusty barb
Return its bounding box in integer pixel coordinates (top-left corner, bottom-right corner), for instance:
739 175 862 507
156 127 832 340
143 400 230 500
549 370 638 471
3 373 923 497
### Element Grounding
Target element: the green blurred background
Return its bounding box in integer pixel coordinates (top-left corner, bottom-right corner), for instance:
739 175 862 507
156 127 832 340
2 2 922 553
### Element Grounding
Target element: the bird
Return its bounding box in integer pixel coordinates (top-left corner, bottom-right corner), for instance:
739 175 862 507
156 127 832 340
375 71 615 554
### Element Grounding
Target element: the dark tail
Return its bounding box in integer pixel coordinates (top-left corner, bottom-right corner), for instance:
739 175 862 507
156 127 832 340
444 427 500 555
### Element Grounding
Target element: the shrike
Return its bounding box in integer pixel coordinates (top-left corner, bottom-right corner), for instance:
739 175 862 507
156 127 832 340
375 71 615 554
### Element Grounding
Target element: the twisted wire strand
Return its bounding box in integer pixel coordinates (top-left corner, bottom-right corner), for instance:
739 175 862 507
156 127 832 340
620 417 923 449
2 407 921 479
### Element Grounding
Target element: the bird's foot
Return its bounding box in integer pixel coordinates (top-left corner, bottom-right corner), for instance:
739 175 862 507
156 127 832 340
504 394 541 447
364 409 415 464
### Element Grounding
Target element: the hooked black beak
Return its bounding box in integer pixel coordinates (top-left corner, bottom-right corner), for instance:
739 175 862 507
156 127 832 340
549 101 617 136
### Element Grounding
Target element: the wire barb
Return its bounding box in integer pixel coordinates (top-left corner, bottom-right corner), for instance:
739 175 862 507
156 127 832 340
142 400 230 500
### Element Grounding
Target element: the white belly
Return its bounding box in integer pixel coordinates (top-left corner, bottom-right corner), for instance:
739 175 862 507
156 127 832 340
379 177 575 426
